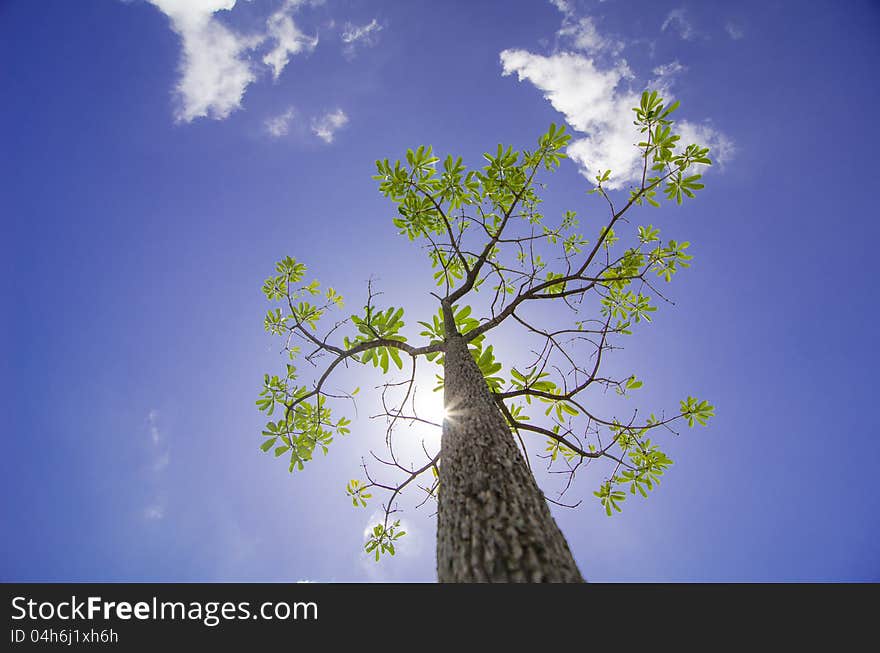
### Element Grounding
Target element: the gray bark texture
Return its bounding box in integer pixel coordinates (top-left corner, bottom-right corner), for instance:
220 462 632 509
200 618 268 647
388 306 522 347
436 326 585 583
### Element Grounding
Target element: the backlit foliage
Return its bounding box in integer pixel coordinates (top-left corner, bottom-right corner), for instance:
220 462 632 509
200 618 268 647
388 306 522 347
256 91 715 560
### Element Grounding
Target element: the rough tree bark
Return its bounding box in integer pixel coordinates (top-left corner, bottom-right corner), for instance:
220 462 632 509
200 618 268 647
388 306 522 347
436 302 585 582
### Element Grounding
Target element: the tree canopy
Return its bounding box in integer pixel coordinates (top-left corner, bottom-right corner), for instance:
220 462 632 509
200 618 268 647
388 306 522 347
256 90 715 566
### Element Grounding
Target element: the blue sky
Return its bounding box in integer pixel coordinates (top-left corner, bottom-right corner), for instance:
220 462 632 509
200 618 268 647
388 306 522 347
2 0 879 582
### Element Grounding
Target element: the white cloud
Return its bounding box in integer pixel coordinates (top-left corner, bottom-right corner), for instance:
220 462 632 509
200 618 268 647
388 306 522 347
341 18 382 44
650 60 686 91
341 18 382 57
549 0 574 16
501 50 643 188
557 16 621 55
662 8 696 41
146 0 318 122
725 21 744 40
500 12 733 189
311 108 348 143
652 60 686 79
146 410 169 468
677 120 736 167
263 0 319 80
148 0 260 123
144 410 170 518
144 505 165 520
264 107 295 137
148 408 161 444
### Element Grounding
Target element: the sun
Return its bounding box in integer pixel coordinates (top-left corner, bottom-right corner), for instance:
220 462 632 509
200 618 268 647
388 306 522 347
413 390 447 427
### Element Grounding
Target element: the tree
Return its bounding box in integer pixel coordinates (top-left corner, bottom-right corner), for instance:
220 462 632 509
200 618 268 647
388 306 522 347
255 91 716 582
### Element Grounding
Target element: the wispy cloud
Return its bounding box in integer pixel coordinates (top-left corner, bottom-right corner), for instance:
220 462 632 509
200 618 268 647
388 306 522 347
725 21 745 40
144 409 169 519
341 18 382 56
311 108 349 143
500 7 733 189
557 15 622 55
144 505 165 520
148 0 260 122
146 0 316 122
148 408 161 445
677 120 735 167
549 0 574 16
548 0 622 55
661 8 697 41
341 18 381 44
264 107 295 137
263 0 319 80
650 60 687 90
141 1 383 126
147 409 169 472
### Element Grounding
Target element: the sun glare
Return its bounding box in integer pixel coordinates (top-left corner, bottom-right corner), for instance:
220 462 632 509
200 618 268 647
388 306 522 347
414 391 447 427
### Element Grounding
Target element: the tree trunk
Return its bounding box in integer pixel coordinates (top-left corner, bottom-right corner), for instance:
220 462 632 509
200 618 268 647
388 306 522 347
436 319 585 582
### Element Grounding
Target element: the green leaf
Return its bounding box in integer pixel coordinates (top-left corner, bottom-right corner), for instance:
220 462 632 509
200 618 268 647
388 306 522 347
389 346 403 370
